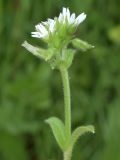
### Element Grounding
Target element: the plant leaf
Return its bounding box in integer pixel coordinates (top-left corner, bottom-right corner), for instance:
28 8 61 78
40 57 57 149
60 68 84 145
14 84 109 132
64 49 75 68
45 117 67 151
22 41 48 60
71 125 95 147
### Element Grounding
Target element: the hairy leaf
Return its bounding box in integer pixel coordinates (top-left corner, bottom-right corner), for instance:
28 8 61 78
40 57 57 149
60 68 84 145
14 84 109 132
71 125 95 147
45 117 67 151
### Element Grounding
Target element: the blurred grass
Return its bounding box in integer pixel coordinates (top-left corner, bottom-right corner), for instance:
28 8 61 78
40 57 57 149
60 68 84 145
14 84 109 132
0 0 120 160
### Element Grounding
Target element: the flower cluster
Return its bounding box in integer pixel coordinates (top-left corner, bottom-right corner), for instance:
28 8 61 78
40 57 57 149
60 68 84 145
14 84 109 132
31 19 56 39
22 7 93 70
31 7 86 41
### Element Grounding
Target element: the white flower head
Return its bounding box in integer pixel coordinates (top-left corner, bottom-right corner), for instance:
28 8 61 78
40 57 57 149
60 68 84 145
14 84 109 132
31 18 56 39
58 7 86 26
31 7 86 40
23 8 93 70
31 24 48 38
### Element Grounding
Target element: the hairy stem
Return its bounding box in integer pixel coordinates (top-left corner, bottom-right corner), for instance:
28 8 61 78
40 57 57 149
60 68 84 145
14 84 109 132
60 67 71 138
64 148 72 160
60 67 72 160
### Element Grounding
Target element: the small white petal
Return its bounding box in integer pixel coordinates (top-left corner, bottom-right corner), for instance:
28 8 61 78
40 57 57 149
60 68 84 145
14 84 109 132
46 19 55 33
58 13 63 22
62 8 66 23
75 13 86 25
70 13 76 24
40 24 47 33
66 8 70 21
63 7 67 17
31 34 40 38
42 21 47 25
35 24 41 31
32 23 48 38
48 18 54 22
31 32 42 38
49 21 55 32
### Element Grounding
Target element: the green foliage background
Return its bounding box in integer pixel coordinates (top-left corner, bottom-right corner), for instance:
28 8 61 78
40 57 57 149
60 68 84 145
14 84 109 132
0 0 120 160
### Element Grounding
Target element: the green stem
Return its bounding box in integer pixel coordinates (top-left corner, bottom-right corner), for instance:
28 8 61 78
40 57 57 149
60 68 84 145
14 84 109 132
64 148 72 160
60 67 72 160
60 67 71 138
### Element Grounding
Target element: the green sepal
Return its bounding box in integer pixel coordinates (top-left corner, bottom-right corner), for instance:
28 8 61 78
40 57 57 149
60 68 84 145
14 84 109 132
45 117 67 151
71 125 95 148
72 38 94 52
44 48 55 61
55 49 75 69
63 49 75 68
48 49 75 70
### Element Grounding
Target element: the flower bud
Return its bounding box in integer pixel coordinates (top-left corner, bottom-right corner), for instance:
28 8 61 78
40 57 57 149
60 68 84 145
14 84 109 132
72 38 94 52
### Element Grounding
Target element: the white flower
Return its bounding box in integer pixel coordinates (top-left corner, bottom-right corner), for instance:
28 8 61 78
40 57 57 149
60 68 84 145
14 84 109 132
31 7 86 39
31 18 56 39
31 24 48 38
58 7 86 26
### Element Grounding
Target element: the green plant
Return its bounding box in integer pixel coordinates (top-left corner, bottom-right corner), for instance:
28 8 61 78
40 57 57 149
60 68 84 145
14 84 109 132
22 7 95 160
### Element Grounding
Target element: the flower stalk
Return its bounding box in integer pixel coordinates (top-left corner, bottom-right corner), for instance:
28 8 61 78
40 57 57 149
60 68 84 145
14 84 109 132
60 67 71 138
64 147 72 160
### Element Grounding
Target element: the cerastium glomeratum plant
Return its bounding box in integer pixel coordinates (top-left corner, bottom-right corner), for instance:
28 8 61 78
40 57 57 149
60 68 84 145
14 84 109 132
22 7 95 160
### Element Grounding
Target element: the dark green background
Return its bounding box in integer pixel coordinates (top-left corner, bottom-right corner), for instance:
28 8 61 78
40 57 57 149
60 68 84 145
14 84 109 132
0 0 120 160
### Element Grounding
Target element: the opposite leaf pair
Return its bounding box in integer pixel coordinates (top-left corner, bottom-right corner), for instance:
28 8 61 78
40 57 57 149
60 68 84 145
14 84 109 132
46 117 95 152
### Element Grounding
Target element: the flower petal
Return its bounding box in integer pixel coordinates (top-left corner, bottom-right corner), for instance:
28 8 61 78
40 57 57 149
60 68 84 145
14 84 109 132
58 13 63 22
70 13 76 24
66 8 70 21
75 13 86 26
31 32 42 38
63 7 67 17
